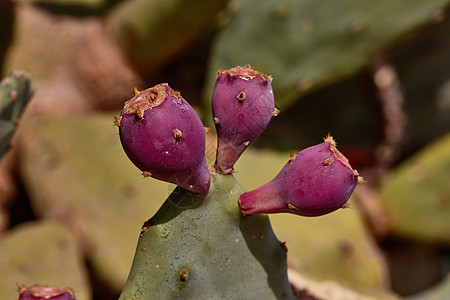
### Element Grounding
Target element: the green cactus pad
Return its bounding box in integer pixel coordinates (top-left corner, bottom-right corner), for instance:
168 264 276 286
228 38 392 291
380 132 450 244
0 70 32 158
120 173 295 300
271 212 398 298
0 221 90 300
206 0 450 109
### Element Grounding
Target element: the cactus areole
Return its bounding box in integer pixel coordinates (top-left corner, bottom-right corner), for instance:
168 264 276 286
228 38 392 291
239 135 361 217
212 65 276 174
117 83 210 194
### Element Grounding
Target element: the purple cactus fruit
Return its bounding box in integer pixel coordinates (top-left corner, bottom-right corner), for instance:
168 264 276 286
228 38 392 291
239 135 362 217
117 83 210 194
18 285 76 300
212 65 277 174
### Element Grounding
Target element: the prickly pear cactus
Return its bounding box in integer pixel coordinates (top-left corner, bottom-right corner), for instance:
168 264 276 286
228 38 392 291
0 70 32 158
118 66 360 299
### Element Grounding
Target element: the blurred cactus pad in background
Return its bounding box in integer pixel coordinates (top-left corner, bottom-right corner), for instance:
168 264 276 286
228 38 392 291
0 0 450 299
0 71 32 159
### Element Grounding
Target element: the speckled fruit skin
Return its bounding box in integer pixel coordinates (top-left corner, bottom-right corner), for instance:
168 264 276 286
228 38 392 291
212 65 275 174
119 83 210 194
18 285 76 300
239 136 360 217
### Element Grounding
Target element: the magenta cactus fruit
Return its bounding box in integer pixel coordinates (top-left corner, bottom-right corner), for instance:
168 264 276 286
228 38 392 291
117 83 210 194
18 285 76 300
212 64 276 174
239 135 362 217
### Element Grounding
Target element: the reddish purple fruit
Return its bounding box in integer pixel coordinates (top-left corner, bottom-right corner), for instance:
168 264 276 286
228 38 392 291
18 285 76 300
117 83 210 194
239 135 362 217
212 65 277 174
